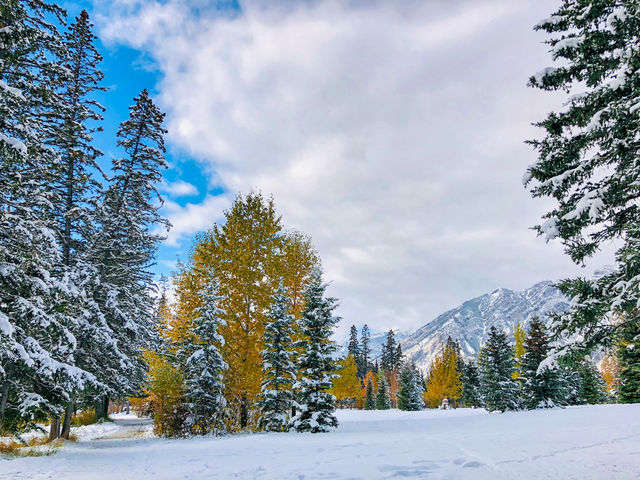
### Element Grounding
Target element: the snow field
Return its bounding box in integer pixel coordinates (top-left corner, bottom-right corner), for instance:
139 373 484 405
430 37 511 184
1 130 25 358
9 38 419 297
1 404 638 480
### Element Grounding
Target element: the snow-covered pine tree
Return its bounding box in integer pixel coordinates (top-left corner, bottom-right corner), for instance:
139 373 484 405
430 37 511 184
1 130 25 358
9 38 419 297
364 377 376 410
183 273 227 435
45 9 110 439
520 318 564 409
359 324 371 377
87 89 170 416
0 0 93 434
381 330 397 373
576 359 606 405
478 326 520 412
291 269 339 433
617 316 640 403
397 362 424 411
347 325 362 378
525 2 640 359
375 372 391 410
257 281 297 432
460 360 481 407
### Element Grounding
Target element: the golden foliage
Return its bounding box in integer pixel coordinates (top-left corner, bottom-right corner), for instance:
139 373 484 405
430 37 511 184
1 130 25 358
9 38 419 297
424 343 462 408
71 409 96 427
142 349 185 436
330 355 362 406
513 322 526 380
171 193 319 429
600 354 620 394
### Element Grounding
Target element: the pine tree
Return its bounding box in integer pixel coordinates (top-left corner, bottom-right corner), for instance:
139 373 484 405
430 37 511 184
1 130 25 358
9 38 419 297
375 372 391 410
364 377 376 410
347 325 362 378
359 325 371 377
183 273 227 435
577 359 607 404
87 89 169 417
617 316 640 403
525 2 640 357
0 0 93 434
478 326 520 412
520 318 564 409
397 363 424 411
258 281 297 432
460 360 481 407
291 269 339 433
381 330 397 373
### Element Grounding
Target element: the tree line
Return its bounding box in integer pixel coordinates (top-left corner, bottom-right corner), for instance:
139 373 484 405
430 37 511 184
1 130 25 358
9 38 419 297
1 2 169 439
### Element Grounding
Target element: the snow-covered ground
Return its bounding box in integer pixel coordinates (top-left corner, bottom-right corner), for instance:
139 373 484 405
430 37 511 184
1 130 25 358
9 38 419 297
1 405 638 479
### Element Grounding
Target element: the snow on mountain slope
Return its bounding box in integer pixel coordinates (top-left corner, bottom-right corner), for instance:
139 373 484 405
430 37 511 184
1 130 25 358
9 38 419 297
401 281 569 371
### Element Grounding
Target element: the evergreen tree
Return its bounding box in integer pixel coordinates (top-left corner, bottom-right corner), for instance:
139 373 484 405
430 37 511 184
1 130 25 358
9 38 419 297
397 363 424 411
291 269 339 433
257 281 297 432
347 325 362 378
375 372 391 410
359 325 371 377
576 359 607 405
617 316 640 403
525 2 640 357
0 0 93 434
87 89 169 416
364 377 376 410
380 330 397 373
183 273 227 435
520 318 564 409
478 326 520 412
460 360 481 407
394 344 404 370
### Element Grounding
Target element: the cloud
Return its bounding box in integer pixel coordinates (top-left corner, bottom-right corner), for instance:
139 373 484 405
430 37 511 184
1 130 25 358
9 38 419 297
160 179 199 197
98 0 611 337
163 194 231 247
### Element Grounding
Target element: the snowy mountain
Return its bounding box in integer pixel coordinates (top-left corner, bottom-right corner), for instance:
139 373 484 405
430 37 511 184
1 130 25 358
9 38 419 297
401 281 569 372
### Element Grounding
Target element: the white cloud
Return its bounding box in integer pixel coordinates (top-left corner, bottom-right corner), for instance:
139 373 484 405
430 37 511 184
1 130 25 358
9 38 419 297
162 194 231 247
98 0 612 337
161 179 199 197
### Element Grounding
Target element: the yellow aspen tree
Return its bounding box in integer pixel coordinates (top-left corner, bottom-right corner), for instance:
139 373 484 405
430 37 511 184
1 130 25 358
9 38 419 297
513 322 526 380
330 355 361 408
173 193 319 430
600 354 620 394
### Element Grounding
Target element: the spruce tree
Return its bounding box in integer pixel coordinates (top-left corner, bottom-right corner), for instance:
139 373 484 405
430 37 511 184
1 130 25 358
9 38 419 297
397 363 424 411
359 325 371 377
184 273 227 435
381 330 397 373
258 281 297 432
87 89 169 416
617 316 640 403
520 318 564 409
347 325 362 378
460 361 481 407
478 326 520 412
375 372 391 410
291 269 339 433
525 2 640 357
577 359 607 405
364 378 376 410
0 0 93 434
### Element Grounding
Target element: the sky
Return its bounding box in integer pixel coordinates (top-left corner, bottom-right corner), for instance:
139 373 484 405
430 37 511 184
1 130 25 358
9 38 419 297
64 0 613 339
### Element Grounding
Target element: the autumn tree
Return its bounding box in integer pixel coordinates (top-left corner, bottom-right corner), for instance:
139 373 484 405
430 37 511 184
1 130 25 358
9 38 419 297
174 193 319 430
424 340 462 408
330 355 361 408
513 322 526 380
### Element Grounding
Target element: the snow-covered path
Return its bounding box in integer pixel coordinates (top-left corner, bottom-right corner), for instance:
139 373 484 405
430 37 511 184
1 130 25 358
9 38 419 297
1 405 638 479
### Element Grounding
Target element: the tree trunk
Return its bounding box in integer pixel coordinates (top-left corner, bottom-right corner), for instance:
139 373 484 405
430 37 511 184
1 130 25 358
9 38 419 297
0 365 12 427
94 395 109 422
60 395 76 439
49 417 61 441
240 396 248 429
